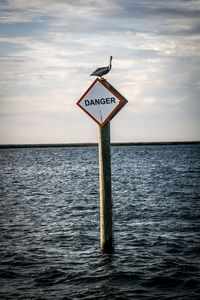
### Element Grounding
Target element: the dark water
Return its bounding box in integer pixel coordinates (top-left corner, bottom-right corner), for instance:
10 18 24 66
0 145 200 300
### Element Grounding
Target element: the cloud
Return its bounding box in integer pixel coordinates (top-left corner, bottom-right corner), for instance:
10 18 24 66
0 91 75 115
0 0 199 143
0 0 121 24
1 0 199 37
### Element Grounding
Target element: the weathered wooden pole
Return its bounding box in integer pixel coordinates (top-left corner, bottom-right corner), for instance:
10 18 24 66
98 121 114 253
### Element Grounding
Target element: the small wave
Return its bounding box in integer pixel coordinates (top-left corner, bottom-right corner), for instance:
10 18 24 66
143 275 182 288
35 267 69 286
0 269 19 279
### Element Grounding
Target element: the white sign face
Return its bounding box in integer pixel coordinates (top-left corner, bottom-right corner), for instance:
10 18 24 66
77 78 124 126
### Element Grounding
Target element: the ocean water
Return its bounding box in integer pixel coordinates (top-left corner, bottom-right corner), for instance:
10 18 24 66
0 145 200 300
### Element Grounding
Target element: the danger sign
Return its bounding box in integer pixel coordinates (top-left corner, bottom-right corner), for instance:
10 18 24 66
77 78 128 127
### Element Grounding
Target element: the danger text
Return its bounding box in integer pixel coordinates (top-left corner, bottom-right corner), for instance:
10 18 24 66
85 97 116 106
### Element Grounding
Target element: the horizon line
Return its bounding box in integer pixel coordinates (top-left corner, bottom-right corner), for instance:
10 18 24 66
0 141 200 148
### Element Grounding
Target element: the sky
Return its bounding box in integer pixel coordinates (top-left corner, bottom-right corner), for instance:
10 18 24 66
0 0 200 144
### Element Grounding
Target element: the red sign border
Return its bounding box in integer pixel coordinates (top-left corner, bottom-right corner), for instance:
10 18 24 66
76 78 124 127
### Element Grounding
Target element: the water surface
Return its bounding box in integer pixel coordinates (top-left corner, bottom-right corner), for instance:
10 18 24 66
0 145 200 299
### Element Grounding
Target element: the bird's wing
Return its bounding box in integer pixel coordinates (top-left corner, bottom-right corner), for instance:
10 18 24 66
91 66 107 75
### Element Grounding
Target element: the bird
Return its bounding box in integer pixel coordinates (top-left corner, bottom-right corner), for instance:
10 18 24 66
90 56 113 79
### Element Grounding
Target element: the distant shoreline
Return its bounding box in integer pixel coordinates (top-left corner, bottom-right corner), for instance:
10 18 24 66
0 141 200 149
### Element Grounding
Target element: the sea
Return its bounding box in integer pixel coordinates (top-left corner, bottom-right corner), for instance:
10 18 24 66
0 144 200 300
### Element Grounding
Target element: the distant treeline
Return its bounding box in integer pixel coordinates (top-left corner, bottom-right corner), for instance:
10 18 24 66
0 141 200 149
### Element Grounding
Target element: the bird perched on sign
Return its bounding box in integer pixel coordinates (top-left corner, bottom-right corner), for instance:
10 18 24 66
90 56 112 79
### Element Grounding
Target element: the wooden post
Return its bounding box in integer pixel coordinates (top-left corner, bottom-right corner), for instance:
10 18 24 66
98 121 114 253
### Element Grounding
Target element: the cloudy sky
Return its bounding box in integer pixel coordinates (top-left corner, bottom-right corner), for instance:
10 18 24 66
0 0 200 144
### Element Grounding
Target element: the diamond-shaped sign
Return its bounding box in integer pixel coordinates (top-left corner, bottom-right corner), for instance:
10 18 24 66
76 78 128 127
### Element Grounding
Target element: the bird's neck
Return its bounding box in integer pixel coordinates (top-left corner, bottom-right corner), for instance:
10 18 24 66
109 59 112 69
